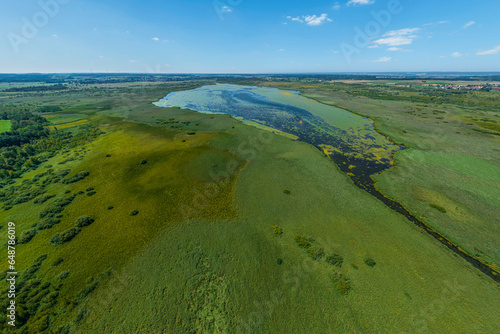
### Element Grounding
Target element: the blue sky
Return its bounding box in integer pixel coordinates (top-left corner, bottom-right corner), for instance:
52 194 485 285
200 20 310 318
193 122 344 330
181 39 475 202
1 0 499 73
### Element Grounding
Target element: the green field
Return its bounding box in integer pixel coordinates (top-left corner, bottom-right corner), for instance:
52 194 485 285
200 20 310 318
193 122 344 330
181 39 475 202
0 120 11 133
0 78 499 333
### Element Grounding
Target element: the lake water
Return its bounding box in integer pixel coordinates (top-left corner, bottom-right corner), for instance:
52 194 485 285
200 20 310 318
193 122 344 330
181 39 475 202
155 84 405 185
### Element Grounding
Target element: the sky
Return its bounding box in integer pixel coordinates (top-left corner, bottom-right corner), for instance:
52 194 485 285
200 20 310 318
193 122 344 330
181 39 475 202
1 0 499 73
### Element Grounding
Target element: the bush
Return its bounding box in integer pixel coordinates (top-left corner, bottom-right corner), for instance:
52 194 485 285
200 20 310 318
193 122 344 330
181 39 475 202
86 191 96 196
326 254 343 267
429 203 447 213
35 218 61 230
107 205 114 210
283 189 291 195
18 229 37 244
332 273 351 295
62 171 89 184
34 194 55 204
140 159 147 165
276 258 283 265
130 210 139 216
294 235 312 248
55 270 70 281
50 227 81 246
307 246 325 260
272 225 283 235
364 257 376 267
75 215 94 228
86 187 94 191
51 257 64 267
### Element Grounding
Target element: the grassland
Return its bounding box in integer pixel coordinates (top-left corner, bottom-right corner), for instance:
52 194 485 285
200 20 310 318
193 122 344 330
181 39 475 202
0 120 11 133
0 79 499 333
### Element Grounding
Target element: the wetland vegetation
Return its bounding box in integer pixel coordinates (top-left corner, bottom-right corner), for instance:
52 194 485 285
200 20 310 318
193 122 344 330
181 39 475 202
0 74 499 333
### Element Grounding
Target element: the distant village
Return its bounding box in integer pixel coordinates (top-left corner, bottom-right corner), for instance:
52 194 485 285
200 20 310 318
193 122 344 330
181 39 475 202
423 83 500 91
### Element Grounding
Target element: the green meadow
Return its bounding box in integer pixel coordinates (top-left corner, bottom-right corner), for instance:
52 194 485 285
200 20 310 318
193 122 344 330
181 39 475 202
0 79 499 333
0 120 11 133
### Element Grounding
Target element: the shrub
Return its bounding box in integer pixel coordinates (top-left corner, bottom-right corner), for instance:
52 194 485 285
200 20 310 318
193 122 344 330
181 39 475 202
277 258 283 265
351 263 358 270
294 235 312 248
34 194 55 204
18 229 37 244
50 227 81 246
130 210 139 216
86 187 94 191
35 218 61 230
51 257 64 267
272 225 283 235
107 205 114 210
307 246 325 260
283 189 291 195
76 281 98 301
75 215 94 228
86 191 96 196
332 273 351 295
326 254 343 267
140 159 148 165
364 257 376 267
55 270 70 281
62 171 89 184
429 203 447 213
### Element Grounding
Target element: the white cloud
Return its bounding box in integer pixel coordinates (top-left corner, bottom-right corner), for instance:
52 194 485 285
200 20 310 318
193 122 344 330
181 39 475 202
129 60 136 63
221 6 232 13
451 52 464 58
373 56 392 62
152 37 159 41
477 46 500 55
332 2 341 10
347 0 374 5
373 28 419 46
278 49 285 52
286 14 332 26
304 14 332 26
438 21 449 24
463 21 475 29
51 34 58 38
331 50 339 54
367 45 379 49
387 47 412 52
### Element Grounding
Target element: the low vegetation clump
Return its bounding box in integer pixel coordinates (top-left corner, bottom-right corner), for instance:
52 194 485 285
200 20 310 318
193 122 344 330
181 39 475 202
130 210 139 216
107 205 114 210
18 229 38 244
62 171 90 184
75 215 94 227
54 270 70 282
272 225 283 235
429 203 447 213
31 191 48 204
332 273 351 295
276 258 283 265
283 189 291 195
307 246 325 260
86 191 96 196
34 218 61 230
326 254 343 267
39 194 76 218
364 257 376 267
294 235 312 248
51 257 64 267
50 227 81 246
140 159 148 165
